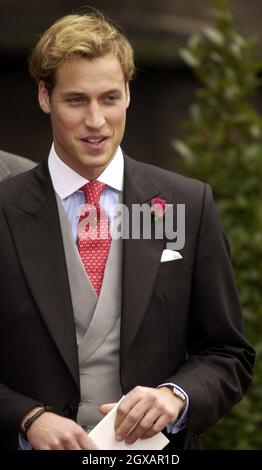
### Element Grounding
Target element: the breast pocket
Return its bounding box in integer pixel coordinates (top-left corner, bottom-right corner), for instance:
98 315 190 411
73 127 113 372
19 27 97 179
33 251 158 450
157 258 189 279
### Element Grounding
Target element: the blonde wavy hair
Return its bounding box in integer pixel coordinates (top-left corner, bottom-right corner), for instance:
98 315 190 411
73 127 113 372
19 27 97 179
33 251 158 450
28 12 135 91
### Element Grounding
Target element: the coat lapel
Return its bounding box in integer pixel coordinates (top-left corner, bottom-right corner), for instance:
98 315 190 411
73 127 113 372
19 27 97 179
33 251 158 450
121 156 169 358
4 161 79 388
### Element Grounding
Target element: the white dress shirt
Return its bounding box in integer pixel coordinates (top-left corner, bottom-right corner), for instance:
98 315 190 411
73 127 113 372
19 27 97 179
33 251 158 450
48 144 123 241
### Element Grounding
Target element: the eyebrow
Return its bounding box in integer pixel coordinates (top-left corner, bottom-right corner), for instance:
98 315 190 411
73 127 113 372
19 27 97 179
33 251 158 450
61 88 123 98
61 91 85 98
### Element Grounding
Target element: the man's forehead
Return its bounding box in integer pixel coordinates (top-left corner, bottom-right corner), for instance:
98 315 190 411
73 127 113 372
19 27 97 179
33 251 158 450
54 55 126 87
56 55 122 74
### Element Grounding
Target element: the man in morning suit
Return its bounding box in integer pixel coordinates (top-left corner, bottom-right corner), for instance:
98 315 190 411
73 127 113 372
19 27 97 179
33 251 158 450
0 12 255 450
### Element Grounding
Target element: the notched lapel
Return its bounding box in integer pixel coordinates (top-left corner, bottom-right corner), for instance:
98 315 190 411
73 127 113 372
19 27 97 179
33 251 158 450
4 162 79 388
121 157 169 358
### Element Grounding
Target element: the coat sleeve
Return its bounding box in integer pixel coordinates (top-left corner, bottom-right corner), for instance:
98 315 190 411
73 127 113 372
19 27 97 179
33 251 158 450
169 183 255 447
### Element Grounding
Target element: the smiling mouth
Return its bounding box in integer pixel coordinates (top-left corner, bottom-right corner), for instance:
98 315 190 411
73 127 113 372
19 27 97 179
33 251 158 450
81 137 108 144
79 136 109 154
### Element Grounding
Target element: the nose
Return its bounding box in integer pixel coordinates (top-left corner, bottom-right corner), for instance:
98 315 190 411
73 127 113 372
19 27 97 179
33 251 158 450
84 101 106 129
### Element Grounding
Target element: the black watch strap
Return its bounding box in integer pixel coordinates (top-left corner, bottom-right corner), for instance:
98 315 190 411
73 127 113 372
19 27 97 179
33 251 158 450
22 405 52 440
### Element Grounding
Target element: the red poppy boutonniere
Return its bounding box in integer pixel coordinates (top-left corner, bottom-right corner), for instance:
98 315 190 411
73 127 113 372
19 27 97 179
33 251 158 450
151 197 168 221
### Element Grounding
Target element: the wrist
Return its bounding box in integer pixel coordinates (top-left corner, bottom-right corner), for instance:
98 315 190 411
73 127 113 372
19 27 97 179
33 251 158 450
20 405 52 440
20 406 43 433
161 386 186 414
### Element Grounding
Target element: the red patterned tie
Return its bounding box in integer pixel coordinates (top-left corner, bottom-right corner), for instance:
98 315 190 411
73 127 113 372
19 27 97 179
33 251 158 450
77 181 111 295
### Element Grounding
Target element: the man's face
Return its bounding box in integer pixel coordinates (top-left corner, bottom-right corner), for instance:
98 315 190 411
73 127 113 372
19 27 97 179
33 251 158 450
38 55 130 180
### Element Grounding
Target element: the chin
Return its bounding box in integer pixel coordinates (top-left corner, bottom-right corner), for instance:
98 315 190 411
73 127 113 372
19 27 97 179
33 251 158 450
89 154 113 165
85 159 108 168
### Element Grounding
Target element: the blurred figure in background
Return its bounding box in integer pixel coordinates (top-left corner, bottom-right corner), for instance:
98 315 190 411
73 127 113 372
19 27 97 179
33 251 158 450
0 149 36 181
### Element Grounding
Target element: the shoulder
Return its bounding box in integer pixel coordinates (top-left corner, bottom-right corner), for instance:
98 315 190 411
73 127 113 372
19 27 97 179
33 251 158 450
0 149 36 182
124 154 210 204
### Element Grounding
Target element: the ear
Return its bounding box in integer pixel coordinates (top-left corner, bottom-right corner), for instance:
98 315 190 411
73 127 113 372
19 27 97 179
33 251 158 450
38 81 51 114
125 83 130 108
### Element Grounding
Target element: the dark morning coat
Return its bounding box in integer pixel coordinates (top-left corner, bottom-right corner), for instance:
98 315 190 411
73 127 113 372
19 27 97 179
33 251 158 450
0 155 255 449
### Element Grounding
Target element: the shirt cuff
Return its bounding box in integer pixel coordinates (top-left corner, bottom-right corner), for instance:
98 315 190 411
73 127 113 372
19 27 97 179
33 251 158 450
18 433 32 450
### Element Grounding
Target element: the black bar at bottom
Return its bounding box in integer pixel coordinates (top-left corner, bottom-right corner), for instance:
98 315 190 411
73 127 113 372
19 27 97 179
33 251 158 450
1 450 261 468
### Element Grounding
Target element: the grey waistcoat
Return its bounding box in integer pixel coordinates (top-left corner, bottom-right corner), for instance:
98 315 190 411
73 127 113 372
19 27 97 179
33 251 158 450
56 196 123 430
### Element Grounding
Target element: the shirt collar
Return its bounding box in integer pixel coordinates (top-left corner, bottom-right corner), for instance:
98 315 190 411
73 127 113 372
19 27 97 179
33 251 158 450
48 143 124 200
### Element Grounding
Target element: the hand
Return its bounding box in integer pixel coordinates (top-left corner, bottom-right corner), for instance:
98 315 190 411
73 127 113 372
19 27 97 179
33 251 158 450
100 386 184 445
25 411 97 450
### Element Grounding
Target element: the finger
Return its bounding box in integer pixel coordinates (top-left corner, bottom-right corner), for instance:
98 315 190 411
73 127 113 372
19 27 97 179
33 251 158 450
125 409 160 444
99 403 116 415
114 388 148 431
141 414 169 439
63 440 82 450
115 400 150 441
49 434 82 450
78 432 97 450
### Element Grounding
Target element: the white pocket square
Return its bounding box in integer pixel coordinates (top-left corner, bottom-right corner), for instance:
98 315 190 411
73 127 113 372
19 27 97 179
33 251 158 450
160 249 182 262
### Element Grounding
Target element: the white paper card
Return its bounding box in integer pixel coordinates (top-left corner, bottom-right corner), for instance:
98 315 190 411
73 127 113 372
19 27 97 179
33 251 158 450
89 399 170 450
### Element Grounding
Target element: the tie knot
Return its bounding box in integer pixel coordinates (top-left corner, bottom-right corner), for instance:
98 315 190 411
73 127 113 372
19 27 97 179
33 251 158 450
81 181 106 206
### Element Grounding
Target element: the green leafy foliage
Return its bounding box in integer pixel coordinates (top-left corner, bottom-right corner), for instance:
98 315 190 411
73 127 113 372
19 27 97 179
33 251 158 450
174 0 262 449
